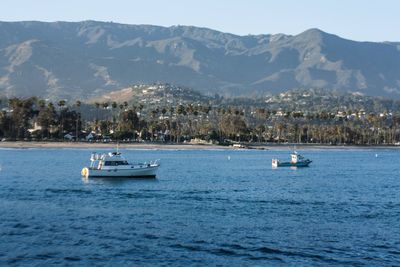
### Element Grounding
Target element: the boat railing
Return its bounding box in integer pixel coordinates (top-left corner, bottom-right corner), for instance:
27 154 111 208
90 152 107 161
149 159 160 166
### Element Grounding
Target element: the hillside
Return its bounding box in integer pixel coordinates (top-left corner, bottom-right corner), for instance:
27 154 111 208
0 21 400 99
89 84 400 115
89 83 213 106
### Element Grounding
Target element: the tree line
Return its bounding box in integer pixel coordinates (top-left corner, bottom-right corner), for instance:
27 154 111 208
1 96 400 145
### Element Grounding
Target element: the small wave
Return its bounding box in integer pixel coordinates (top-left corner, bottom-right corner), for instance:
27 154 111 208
253 246 353 264
142 233 159 240
352 212 384 219
172 244 252 257
45 188 92 195
248 255 284 262
34 252 58 260
238 199 313 206
172 243 203 252
172 243 248 257
177 195 229 202
209 248 239 256
118 192 167 199
7 254 29 264
13 223 30 229
255 246 326 261
223 243 247 250
64 256 81 262
373 244 391 249
388 250 400 255
184 190 213 195
256 246 286 255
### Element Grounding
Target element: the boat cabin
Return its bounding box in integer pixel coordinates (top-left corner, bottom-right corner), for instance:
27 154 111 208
291 152 308 163
90 152 130 169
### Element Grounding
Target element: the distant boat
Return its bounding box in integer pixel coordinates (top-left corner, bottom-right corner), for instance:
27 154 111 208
232 143 247 149
272 152 312 167
81 152 160 178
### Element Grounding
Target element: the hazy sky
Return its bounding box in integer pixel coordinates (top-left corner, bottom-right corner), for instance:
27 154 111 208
1 0 399 42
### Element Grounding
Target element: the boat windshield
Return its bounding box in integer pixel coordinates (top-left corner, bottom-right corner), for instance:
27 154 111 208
104 160 129 166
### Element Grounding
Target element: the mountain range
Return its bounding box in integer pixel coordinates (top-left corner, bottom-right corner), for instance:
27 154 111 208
1 21 400 100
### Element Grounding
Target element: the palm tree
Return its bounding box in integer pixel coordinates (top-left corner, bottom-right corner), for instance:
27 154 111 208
161 108 167 117
38 99 46 109
75 100 81 141
37 99 47 139
112 101 118 110
94 102 100 133
58 100 67 140
111 101 118 133
169 106 174 118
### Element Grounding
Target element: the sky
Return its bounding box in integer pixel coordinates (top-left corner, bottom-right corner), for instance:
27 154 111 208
1 0 399 42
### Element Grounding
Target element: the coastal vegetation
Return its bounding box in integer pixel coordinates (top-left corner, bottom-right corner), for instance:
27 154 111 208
1 86 400 145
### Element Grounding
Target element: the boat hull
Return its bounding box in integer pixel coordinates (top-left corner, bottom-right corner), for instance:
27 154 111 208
276 161 311 167
82 165 159 178
272 159 312 168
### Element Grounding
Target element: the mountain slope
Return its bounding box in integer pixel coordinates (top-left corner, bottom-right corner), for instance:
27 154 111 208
0 21 400 99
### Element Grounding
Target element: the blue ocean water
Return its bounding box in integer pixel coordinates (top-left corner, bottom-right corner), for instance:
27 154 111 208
0 148 399 265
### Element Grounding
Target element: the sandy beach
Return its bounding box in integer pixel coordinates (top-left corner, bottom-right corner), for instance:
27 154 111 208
0 141 225 150
0 141 399 150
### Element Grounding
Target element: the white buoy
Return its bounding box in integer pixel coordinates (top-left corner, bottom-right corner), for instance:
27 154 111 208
375 154 378 158
228 156 231 160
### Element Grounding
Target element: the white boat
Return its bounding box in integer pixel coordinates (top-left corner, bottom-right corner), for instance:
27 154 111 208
272 151 312 168
81 152 160 178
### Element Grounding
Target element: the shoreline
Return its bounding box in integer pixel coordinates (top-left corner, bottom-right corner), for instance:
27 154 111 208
0 141 399 150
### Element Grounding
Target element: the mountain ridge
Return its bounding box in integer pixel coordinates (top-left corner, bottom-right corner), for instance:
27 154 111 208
0 21 399 100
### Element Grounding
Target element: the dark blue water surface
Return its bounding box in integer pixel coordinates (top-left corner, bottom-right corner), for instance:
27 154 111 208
1 148 400 266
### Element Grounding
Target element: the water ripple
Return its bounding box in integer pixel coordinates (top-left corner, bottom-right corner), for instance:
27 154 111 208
0 149 400 265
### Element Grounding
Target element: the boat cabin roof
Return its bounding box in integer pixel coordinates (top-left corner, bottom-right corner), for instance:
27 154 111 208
91 152 128 162
291 152 305 159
